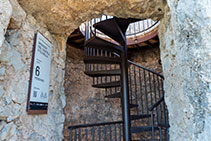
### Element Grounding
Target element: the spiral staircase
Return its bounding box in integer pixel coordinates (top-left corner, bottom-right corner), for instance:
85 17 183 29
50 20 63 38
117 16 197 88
68 16 169 141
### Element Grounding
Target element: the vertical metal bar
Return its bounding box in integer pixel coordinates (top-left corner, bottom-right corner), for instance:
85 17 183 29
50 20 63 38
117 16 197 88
115 125 117 141
74 129 77 141
143 70 149 119
159 127 162 141
92 127 95 141
120 32 131 141
133 65 138 115
139 69 144 113
119 125 122 141
70 129 72 141
161 79 166 125
151 111 155 140
148 72 153 106
104 127 107 141
98 127 101 141
109 126 112 141
85 128 88 141
153 74 160 125
138 21 141 33
78 128 81 141
128 65 132 104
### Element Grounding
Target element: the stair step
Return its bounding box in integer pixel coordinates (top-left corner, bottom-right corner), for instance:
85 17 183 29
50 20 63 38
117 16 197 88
84 56 121 64
158 123 170 128
129 104 138 108
93 18 126 45
131 114 151 120
92 81 121 88
115 18 141 33
131 126 159 134
85 36 122 54
94 18 141 45
133 139 160 141
85 69 121 77
105 92 121 98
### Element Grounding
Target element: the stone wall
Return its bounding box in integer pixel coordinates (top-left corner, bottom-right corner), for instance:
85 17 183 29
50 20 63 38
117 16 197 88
0 0 66 140
63 46 122 140
158 0 211 140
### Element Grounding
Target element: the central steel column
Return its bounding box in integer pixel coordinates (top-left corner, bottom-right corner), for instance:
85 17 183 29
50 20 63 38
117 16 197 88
120 33 131 141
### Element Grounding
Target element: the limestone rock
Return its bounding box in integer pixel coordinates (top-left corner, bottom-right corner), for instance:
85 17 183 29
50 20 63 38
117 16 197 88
0 0 12 47
0 41 25 72
159 0 211 140
17 0 165 35
8 0 26 29
0 122 17 140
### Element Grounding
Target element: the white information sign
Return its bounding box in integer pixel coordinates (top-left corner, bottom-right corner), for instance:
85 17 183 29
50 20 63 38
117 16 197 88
27 32 52 113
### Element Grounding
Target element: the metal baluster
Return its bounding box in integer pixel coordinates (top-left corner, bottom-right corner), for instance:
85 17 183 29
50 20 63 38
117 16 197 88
146 19 149 30
157 76 162 124
138 21 141 33
109 52 112 96
78 128 81 141
109 126 112 141
159 127 162 141
94 18 97 35
139 68 144 113
161 79 166 125
74 129 77 141
129 65 132 104
104 126 107 141
98 127 101 141
105 50 108 97
133 65 138 114
114 125 117 141
85 128 88 141
133 22 136 39
151 110 155 140
148 72 153 106
142 20 145 33
143 69 149 123
92 127 95 141
153 74 160 125
70 129 73 141
119 125 122 141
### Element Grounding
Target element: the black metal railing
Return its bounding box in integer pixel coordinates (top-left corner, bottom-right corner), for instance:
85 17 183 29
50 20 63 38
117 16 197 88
128 61 169 140
69 121 123 141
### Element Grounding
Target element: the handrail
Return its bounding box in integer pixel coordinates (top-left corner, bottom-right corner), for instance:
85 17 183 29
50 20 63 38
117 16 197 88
111 52 164 79
148 95 164 111
68 120 123 130
128 60 164 79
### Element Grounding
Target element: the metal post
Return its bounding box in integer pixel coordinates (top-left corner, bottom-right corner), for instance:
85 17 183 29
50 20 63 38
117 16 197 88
120 33 131 141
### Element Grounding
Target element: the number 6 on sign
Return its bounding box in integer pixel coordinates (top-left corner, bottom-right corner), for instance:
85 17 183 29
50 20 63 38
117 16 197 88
35 66 40 76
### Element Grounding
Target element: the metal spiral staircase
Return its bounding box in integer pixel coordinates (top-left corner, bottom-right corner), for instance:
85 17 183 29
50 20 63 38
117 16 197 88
68 16 169 141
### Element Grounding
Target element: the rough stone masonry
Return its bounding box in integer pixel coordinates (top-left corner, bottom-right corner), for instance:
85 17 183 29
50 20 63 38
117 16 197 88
0 0 210 140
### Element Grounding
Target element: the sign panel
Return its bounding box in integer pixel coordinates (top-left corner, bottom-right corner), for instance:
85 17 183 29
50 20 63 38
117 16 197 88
27 32 52 114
